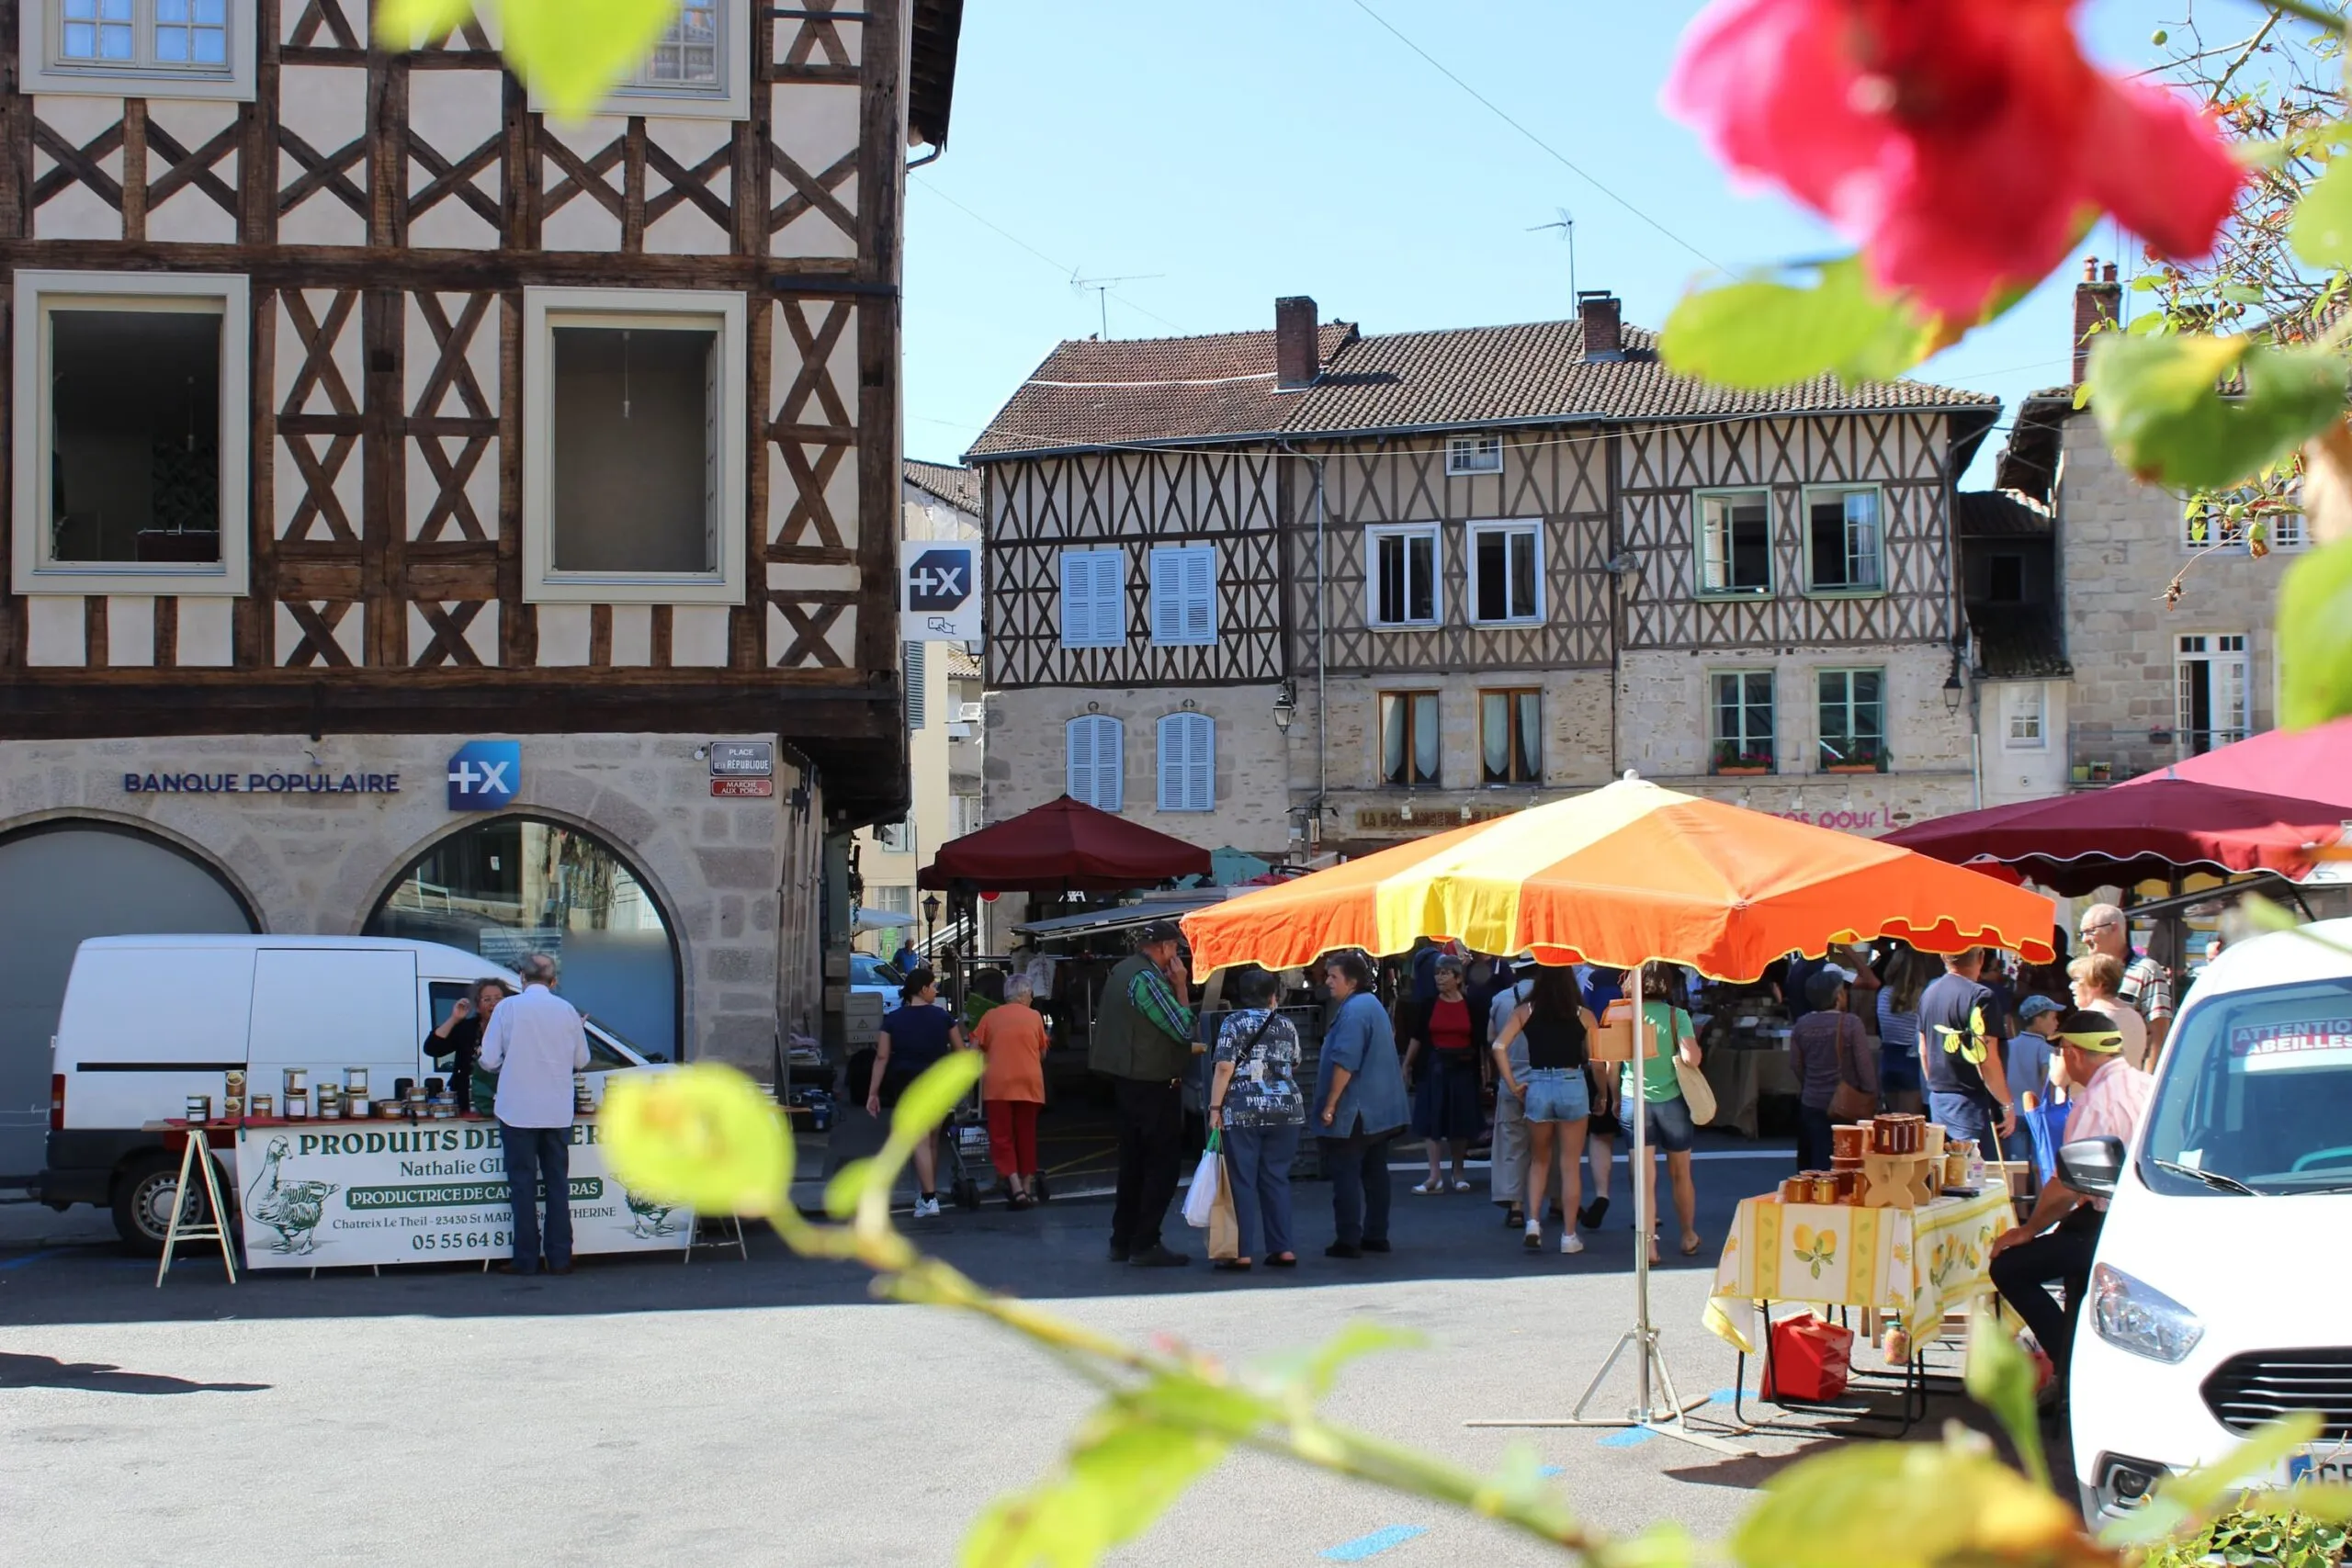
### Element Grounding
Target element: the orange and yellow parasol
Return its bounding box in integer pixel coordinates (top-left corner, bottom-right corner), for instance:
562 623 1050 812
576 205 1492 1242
1182 776 2055 978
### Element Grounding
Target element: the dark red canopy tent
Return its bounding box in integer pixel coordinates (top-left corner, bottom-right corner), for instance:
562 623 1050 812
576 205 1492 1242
1878 777 2348 897
2114 716 2352 813
916 795 1213 893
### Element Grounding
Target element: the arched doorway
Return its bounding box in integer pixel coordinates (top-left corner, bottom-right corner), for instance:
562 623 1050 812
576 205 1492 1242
363 817 681 1062
0 822 258 1180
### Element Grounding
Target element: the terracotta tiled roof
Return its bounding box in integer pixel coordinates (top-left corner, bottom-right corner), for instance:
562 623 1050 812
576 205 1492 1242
941 644 983 680
903 458 980 514
1955 489 2054 538
967 316 1999 459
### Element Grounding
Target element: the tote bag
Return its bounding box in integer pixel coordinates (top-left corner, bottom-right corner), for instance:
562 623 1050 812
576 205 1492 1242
1828 1018 1877 1124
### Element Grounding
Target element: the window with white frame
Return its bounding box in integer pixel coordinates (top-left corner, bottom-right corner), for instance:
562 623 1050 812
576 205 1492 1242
875 817 913 853
2185 491 2307 552
1157 712 1216 811
527 0 750 119
1470 521 1541 624
1148 545 1217 646
27 0 253 98
1058 548 1125 649
1479 689 1541 784
951 795 983 838
1815 668 1886 770
1369 525 1439 626
2176 634 2250 756
1379 691 1441 786
1696 489 1772 595
12 269 251 596
1804 485 1884 592
1711 671 1775 773
1066 714 1125 811
1446 434 1503 475
868 883 914 916
2003 684 2047 750
522 288 746 605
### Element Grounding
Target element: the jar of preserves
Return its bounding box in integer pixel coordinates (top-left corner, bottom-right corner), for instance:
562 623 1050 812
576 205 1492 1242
250 1093 274 1119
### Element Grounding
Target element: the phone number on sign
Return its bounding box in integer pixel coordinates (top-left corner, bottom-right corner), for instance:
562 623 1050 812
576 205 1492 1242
412 1231 512 1252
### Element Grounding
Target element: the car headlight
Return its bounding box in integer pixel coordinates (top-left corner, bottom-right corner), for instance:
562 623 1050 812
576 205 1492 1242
2092 1262 2205 1363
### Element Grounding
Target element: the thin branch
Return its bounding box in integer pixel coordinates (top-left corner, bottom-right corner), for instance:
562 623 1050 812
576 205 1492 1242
2210 13 2282 99
2261 0 2346 33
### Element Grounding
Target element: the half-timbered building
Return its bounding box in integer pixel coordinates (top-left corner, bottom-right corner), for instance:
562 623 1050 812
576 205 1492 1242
968 292 1999 874
0 0 959 1177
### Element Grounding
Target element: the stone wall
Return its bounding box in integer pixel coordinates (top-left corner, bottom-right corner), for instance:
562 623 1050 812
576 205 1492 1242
984 683 1292 860
0 731 810 1071
2055 417 2286 780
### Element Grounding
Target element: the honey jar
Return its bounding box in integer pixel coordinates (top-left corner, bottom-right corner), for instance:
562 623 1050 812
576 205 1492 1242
1831 1123 1869 1161
250 1093 273 1119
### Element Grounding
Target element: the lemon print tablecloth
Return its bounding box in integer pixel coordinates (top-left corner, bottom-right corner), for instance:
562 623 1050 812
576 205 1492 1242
1702 1190 2010 1355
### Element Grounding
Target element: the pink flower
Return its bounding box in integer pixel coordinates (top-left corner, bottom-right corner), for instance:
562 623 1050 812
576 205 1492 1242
1664 0 2244 319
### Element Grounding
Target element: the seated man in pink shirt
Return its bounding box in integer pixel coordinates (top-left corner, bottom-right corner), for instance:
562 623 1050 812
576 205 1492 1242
1989 1009 2155 1400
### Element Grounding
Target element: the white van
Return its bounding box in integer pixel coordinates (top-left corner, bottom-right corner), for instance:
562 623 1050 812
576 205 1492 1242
40 935 658 1249
2068 917 2352 1521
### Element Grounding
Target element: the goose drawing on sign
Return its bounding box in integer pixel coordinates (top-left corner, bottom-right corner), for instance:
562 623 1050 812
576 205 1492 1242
245 1137 339 1255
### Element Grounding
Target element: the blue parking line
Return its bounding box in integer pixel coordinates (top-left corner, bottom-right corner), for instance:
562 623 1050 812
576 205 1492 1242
1536 1465 1564 1478
1709 1389 1741 1405
0 1247 74 1271
1322 1525 1428 1561
1597 1427 1656 1449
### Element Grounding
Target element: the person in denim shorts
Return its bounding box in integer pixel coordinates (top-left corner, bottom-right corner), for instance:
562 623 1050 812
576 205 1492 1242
1491 967 1602 1256
1619 967 1705 1262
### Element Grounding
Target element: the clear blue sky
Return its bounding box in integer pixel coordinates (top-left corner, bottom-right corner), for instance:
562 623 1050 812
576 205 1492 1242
903 0 2211 485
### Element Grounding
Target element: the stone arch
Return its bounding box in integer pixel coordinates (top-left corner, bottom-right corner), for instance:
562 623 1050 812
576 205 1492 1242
0 807 267 928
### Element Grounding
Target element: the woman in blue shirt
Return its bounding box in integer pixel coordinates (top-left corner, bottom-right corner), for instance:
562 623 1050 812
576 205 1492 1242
865 967 966 1220
1875 948 1928 1115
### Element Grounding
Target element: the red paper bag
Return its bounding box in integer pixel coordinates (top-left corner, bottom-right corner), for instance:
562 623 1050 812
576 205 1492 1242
1763 1313 1855 1403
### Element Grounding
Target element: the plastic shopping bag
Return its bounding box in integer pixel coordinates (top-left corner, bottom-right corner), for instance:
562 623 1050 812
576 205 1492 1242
1182 1132 1223 1228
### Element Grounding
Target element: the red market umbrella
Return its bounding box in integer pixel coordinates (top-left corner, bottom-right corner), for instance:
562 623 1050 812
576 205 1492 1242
1878 777 2349 897
917 795 1212 893
2114 716 2352 814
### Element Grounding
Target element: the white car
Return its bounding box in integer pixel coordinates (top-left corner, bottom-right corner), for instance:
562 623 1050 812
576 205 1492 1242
2068 917 2352 1522
850 953 904 1013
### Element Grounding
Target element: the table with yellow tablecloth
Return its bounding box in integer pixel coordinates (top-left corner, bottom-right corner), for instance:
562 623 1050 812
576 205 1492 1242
1702 1189 2011 1356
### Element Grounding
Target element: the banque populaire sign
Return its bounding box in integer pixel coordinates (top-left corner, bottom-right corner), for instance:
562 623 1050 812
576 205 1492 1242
122 770 402 795
233 1122 695 1269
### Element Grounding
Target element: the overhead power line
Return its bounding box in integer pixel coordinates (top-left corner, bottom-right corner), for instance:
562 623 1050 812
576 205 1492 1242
910 175 1185 334
1344 0 1724 274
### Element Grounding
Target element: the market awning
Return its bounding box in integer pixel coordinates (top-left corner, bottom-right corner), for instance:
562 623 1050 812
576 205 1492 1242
2113 717 2352 813
917 795 1213 894
1011 891 1233 941
1879 777 2350 897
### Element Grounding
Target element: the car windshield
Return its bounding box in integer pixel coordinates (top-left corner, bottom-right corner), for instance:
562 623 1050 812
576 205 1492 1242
851 954 902 987
2141 976 2352 1195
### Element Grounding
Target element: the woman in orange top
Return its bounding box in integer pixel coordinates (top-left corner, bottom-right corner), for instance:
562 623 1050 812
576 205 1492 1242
970 976 1051 1208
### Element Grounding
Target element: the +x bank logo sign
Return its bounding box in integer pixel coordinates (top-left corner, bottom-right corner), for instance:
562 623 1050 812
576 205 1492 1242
447 740 520 811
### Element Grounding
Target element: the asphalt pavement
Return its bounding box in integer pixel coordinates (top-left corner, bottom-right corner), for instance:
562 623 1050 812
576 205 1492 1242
0 1137 2065 1566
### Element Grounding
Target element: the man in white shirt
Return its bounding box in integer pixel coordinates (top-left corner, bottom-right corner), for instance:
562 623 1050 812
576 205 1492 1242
478 953 590 1276
1989 1009 2155 1396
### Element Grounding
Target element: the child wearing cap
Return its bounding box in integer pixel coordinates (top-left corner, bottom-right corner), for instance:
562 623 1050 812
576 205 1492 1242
2006 995 2065 1108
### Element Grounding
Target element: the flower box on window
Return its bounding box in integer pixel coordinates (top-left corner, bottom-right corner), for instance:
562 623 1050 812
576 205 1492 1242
1713 742 1775 776
1821 739 1889 774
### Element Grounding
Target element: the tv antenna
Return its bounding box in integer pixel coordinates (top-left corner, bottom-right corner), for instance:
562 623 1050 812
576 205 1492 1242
1528 208 1577 307
1069 269 1165 339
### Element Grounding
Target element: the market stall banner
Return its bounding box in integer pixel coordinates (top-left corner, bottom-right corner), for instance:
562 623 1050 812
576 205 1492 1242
233 1122 695 1269
1702 1190 2009 1354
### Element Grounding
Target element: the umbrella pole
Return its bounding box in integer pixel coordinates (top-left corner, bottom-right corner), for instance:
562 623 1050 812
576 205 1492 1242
1469 961 1749 1456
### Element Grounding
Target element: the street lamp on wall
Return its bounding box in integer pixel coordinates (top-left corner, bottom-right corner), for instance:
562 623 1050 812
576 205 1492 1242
1272 680 1296 733
1942 656 1965 716
922 892 940 953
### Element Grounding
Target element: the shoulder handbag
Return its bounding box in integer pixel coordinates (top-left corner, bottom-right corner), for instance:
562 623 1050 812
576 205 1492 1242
1827 1016 1877 1124
1661 1008 1716 1124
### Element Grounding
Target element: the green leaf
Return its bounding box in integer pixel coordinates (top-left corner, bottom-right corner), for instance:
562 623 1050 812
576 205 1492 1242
1660 258 1937 389
2278 537 2352 728
2293 157 2352 267
1258 1321 1424 1403
823 1156 876 1220
1963 1305 2049 1488
961 1402 1231 1568
2086 333 2347 491
1735 1439 2102 1568
893 1052 986 1143
378 0 684 123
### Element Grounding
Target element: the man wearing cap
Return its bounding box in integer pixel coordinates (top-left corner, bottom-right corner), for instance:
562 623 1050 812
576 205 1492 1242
1090 921 1197 1268
1989 1010 2155 1397
2077 902 2173 1061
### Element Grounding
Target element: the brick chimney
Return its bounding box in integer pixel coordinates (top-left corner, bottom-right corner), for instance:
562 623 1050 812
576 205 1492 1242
1577 290 1623 362
2072 257 2121 383
1275 296 1319 389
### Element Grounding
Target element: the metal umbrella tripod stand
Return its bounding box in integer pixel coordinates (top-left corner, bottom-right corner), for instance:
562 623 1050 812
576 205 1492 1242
1468 961 1751 1456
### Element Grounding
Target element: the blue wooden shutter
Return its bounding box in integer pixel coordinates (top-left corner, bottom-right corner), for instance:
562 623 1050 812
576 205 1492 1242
1061 550 1124 649
1067 715 1125 810
1157 713 1214 811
